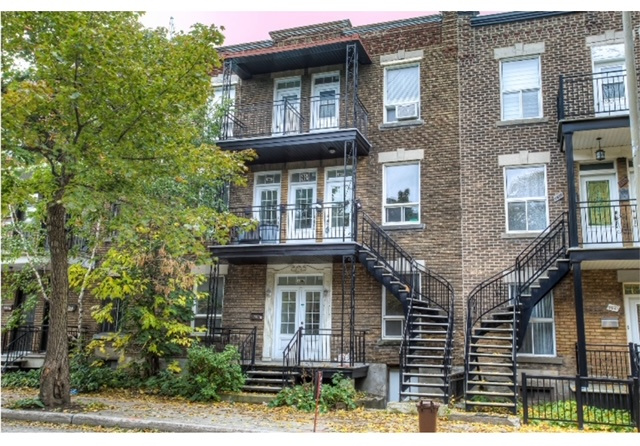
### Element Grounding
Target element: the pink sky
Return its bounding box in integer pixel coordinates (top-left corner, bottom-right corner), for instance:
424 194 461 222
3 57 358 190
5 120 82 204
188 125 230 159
140 11 446 46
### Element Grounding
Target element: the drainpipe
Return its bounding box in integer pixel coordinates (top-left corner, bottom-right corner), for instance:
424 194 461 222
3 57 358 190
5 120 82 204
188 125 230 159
623 12 640 204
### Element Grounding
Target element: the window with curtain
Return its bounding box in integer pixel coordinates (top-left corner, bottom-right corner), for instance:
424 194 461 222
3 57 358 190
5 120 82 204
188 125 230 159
501 57 542 120
384 64 420 122
504 165 547 232
520 293 556 356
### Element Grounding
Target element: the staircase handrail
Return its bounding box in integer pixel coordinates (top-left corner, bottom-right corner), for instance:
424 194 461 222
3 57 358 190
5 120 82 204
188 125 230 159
282 326 303 388
1 327 39 373
358 209 453 312
239 326 257 367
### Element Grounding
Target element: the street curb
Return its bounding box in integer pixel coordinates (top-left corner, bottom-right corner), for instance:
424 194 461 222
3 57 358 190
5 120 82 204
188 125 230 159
1 409 276 433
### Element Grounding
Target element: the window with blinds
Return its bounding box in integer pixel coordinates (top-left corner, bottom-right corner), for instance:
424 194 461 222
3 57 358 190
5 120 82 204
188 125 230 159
500 57 542 121
384 64 420 123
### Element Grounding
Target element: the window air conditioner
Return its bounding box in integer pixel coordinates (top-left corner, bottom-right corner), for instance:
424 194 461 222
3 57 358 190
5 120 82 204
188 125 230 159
396 103 418 120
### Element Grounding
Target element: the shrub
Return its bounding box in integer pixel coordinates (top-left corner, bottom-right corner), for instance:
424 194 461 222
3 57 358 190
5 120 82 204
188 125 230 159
270 373 357 412
1 369 41 388
181 344 245 401
7 397 45 409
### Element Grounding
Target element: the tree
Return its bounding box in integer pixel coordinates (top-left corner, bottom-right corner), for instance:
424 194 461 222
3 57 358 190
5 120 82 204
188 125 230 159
1 11 253 407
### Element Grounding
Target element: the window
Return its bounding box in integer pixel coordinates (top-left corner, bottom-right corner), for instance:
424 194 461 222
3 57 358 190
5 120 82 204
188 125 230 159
520 294 556 356
384 64 420 123
193 275 225 332
382 287 404 339
500 57 542 120
504 165 547 232
384 163 420 224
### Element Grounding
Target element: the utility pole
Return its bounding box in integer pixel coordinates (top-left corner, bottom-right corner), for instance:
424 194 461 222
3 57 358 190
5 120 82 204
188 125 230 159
623 12 640 203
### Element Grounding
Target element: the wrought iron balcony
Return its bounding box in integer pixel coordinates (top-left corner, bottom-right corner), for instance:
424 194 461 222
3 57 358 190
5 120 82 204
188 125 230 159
577 199 638 246
218 95 369 141
228 202 354 245
558 70 629 120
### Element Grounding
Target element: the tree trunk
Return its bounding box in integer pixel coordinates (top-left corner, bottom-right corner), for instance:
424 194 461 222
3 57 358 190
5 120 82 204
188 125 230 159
39 200 70 407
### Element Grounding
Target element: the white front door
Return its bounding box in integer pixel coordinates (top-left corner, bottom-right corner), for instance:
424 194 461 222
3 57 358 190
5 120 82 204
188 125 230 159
624 284 640 345
288 170 317 242
324 167 353 241
311 72 340 131
594 61 627 116
254 172 281 243
275 286 325 361
580 173 621 246
272 78 301 135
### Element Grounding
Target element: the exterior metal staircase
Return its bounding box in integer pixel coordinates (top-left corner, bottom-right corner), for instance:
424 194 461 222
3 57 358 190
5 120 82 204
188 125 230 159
357 209 455 403
465 213 570 413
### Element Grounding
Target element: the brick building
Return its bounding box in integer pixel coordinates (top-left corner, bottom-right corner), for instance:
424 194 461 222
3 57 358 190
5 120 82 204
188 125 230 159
3 11 639 411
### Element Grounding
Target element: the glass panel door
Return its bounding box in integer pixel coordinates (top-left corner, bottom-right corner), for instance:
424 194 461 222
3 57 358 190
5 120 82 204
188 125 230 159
288 171 317 242
324 168 353 241
311 74 340 131
580 173 621 245
594 62 627 115
272 78 301 135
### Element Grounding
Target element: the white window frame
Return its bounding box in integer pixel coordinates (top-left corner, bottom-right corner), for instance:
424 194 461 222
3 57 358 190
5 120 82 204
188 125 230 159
520 292 556 357
382 286 404 340
500 56 542 121
504 164 548 233
383 63 421 123
192 275 225 334
383 162 421 225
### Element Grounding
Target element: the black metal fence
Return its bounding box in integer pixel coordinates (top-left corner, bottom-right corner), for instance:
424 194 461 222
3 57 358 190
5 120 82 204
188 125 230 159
558 70 629 120
577 200 638 246
219 94 369 140
522 374 640 431
202 326 257 368
228 202 354 244
577 343 639 380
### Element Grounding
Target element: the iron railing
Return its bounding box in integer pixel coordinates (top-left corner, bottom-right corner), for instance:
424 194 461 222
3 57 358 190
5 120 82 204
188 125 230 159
576 343 640 380
228 202 354 244
202 326 257 368
282 327 367 387
1 325 90 372
522 373 640 431
515 213 568 296
577 200 638 246
218 94 369 140
558 70 629 120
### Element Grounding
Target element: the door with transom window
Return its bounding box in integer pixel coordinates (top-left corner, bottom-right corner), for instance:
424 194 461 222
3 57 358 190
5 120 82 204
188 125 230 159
624 284 640 346
580 173 621 246
288 170 317 242
272 77 301 135
274 276 326 361
324 167 353 241
311 72 340 131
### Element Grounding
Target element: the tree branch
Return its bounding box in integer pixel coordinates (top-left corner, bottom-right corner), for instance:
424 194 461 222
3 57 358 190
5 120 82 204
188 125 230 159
8 205 50 302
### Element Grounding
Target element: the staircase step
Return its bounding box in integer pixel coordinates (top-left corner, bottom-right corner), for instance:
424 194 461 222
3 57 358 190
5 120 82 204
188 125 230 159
465 370 514 377
466 390 516 397
406 354 444 360
408 346 445 351
401 382 446 389
400 391 446 399
245 377 285 385
469 352 512 358
471 335 512 341
473 327 512 332
465 401 516 408
466 380 515 387
242 385 283 393
403 372 445 378
467 361 514 368
470 344 512 350
405 363 448 369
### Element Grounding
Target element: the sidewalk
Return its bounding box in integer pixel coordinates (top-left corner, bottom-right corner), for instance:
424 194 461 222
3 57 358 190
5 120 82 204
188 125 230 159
0 387 531 434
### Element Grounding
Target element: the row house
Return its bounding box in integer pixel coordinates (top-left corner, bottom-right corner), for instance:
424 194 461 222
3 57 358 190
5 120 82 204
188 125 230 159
3 11 639 411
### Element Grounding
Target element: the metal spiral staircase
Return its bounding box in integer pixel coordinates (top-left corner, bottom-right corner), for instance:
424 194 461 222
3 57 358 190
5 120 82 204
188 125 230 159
465 213 570 413
357 209 455 403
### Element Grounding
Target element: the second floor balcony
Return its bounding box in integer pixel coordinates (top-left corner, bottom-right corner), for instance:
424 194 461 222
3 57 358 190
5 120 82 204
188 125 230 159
577 199 638 248
558 70 630 121
215 95 371 164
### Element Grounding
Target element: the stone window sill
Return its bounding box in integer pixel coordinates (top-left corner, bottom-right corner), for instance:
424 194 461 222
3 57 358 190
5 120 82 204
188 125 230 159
496 117 549 127
517 355 563 365
501 232 542 240
379 119 425 131
381 223 425 231
377 339 402 347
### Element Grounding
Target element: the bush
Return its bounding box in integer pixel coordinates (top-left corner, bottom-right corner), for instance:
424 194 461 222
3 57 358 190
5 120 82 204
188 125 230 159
270 373 357 412
70 352 142 392
181 344 245 401
1 369 41 388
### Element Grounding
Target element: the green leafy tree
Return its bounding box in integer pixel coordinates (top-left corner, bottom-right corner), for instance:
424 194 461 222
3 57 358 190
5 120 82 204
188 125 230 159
2 11 253 407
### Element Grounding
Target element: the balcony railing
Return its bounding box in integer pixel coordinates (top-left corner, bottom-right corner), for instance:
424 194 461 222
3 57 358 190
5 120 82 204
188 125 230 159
558 70 629 120
577 343 640 379
202 327 257 368
228 202 354 245
576 200 638 246
218 95 369 141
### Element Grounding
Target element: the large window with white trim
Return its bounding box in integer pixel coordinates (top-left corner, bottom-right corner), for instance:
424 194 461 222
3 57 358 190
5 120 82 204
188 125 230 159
504 165 548 232
383 162 420 224
520 293 556 356
382 287 404 339
500 57 542 120
384 64 420 123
